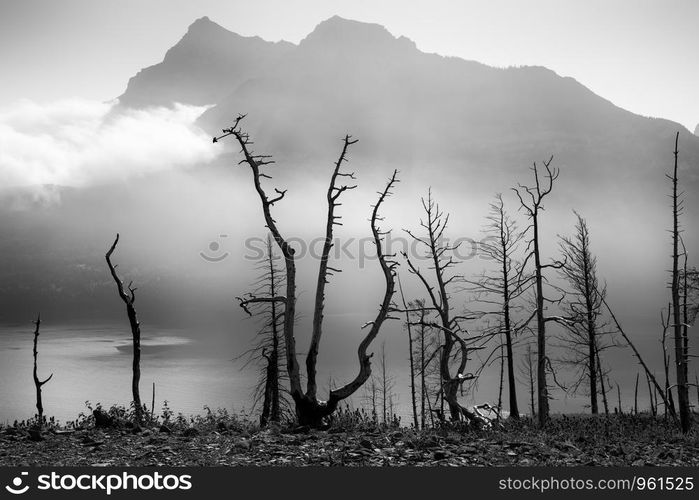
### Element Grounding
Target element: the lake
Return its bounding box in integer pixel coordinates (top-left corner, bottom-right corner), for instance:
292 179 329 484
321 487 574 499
0 322 647 425
0 323 257 424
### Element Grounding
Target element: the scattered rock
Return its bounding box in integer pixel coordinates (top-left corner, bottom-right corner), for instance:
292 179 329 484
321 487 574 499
182 427 199 437
27 428 43 442
93 409 115 429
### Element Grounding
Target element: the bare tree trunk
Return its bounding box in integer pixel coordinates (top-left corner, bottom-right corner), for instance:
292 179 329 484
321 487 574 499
645 372 657 416
398 277 419 429
106 234 143 425
420 311 427 429
595 347 609 415
670 132 691 432
527 344 536 418
381 342 387 425
219 118 400 427
513 157 559 427
600 293 678 425
497 334 504 418
32 314 53 429
616 382 623 415
661 304 677 418
634 372 639 415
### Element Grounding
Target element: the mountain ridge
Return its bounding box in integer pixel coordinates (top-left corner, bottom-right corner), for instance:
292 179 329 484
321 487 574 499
118 15 699 186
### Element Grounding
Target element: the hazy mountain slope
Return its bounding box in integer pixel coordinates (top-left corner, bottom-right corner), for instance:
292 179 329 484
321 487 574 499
198 16 699 187
117 15 699 188
118 16 293 108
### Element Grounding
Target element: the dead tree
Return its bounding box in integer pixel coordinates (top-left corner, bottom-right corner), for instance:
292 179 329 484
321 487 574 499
409 298 440 428
512 157 564 427
645 372 657 416
105 234 143 425
362 375 380 422
595 346 611 414
32 314 53 428
397 276 419 428
616 382 623 415
517 343 536 418
634 372 639 414
466 194 531 419
668 132 691 432
600 292 679 425
378 341 396 425
557 212 613 414
215 116 399 427
237 235 290 426
661 303 677 418
401 190 479 422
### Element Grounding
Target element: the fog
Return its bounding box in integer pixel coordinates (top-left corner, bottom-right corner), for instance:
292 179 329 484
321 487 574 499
0 14 697 417
0 114 692 414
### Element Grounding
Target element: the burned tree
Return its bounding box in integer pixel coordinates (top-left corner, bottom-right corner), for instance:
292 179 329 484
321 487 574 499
668 132 691 432
401 190 478 422
397 276 419 428
601 292 678 424
378 341 396 425
408 298 441 428
512 157 563 427
467 194 530 419
215 115 399 427
518 343 536 418
105 234 143 425
660 303 677 418
238 235 290 426
557 212 613 414
32 314 53 429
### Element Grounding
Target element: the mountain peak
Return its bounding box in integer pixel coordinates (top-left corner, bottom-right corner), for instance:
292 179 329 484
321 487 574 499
300 16 416 52
694 123 699 136
185 16 228 35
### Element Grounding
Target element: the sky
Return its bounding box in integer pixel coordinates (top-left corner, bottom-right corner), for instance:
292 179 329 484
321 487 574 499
0 0 698 131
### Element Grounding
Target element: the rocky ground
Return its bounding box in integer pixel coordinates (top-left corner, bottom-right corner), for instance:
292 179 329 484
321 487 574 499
1 414 698 466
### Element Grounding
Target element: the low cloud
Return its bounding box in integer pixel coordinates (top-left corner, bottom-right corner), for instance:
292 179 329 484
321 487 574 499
0 99 218 188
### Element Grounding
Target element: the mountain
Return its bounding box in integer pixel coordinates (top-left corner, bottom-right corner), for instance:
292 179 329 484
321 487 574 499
118 16 293 107
119 16 699 191
695 123 699 136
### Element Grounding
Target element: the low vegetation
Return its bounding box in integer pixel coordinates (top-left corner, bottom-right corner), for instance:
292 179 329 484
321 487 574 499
1 405 698 466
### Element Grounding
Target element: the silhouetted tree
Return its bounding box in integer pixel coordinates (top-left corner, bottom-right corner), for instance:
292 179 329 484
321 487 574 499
402 190 478 422
238 235 291 426
660 303 677 418
105 233 143 425
408 298 441 428
557 212 613 414
32 314 52 429
378 342 396 425
397 276 419 428
467 194 531 419
215 116 399 427
600 293 678 424
517 343 536 418
596 348 611 415
512 157 564 427
668 132 691 432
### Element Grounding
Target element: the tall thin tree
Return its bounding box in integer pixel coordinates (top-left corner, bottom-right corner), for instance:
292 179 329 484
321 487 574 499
215 116 399 426
402 190 478 421
32 314 53 429
512 157 562 427
668 132 691 432
105 234 143 425
238 235 290 426
557 212 611 414
467 194 530 419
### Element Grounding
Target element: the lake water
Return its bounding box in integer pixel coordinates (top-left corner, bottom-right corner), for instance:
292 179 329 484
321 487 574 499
0 324 257 424
0 323 649 425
